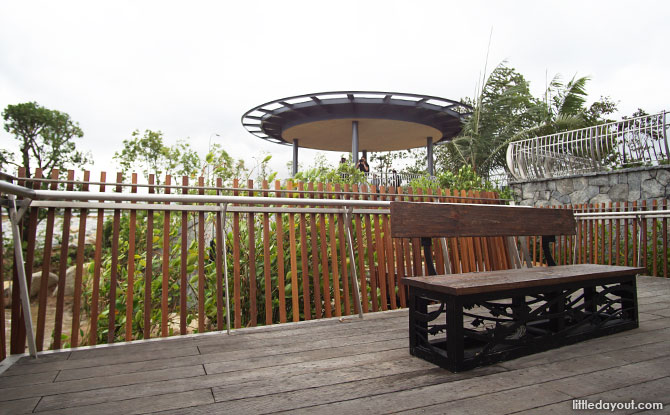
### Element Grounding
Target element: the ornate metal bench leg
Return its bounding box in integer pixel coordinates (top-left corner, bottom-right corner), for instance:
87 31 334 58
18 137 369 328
408 287 428 354
619 278 639 326
446 297 464 372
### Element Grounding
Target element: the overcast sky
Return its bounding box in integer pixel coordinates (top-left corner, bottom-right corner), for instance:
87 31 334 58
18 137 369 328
1 0 668 179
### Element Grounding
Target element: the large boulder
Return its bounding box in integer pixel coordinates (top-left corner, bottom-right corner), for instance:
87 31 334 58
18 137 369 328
30 271 58 297
2 281 10 308
52 266 78 297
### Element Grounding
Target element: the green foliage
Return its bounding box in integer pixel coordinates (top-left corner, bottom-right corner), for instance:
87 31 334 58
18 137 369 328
437 165 490 191
113 129 201 183
435 63 545 178
408 165 512 199
2 101 89 178
430 63 618 180
293 154 367 185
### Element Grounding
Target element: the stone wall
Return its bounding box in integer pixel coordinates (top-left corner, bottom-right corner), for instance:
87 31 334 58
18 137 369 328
511 166 670 207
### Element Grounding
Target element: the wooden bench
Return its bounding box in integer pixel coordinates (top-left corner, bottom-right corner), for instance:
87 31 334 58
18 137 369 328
390 202 644 372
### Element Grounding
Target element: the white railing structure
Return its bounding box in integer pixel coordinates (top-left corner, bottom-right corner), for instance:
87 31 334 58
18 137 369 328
338 171 437 187
507 111 669 180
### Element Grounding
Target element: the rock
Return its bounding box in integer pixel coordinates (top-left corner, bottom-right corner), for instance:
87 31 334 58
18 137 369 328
538 190 551 201
556 179 574 194
569 186 599 204
589 176 609 186
590 193 612 205
641 179 665 199
573 177 588 191
522 185 536 200
550 191 571 204
627 174 642 192
637 170 652 181
2 281 11 308
656 169 670 186
30 271 58 297
627 188 641 202
65 265 77 296
608 175 619 185
609 184 629 202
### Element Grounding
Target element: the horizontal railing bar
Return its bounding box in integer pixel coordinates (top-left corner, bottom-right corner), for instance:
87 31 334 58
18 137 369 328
29 190 391 207
575 209 670 216
5 176 510 202
0 180 37 199
28 200 391 215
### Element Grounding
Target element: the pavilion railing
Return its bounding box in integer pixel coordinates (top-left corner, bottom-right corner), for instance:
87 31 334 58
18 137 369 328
507 111 669 180
1 169 507 359
337 172 436 187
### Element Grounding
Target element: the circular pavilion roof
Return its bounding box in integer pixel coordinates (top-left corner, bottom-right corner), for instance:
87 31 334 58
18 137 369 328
241 91 472 152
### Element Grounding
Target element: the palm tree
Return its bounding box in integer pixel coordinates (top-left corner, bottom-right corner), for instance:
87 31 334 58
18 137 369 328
517 74 591 139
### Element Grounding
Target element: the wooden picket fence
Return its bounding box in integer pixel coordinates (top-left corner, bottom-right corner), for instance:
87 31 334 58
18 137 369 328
1 169 510 359
3 169 668 360
526 201 669 279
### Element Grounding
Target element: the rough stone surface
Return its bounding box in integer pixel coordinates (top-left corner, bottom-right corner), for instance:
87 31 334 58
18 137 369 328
569 186 599 204
510 166 669 207
573 177 588 191
590 193 612 205
556 179 574 194
656 169 670 186
628 188 641 202
642 179 664 199
609 184 629 202
551 191 570 204
589 176 609 186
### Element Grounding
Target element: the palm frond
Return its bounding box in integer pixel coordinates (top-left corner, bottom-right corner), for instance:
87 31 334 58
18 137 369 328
557 75 590 116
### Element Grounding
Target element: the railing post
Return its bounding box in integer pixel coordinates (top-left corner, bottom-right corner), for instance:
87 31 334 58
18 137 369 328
6 196 37 358
663 110 669 159
344 206 364 319
220 203 231 334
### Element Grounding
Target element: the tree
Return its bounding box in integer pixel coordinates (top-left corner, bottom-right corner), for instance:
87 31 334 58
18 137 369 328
2 102 88 178
434 63 545 178
518 75 617 138
113 129 201 183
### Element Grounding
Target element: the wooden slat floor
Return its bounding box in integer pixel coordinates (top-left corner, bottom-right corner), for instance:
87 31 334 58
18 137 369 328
1 275 669 414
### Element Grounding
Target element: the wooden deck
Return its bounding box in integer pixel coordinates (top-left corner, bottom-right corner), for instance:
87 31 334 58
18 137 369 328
1 275 669 415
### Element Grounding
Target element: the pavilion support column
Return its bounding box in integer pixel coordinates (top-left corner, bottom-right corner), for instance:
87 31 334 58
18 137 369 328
292 139 299 177
362 150 367 160
352 121 359 163
427 137 434 176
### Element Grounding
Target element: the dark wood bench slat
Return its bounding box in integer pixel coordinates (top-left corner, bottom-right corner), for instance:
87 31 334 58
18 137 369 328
390 202 577 238
402 264 646 296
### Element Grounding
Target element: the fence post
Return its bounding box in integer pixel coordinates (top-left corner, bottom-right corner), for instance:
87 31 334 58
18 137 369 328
6 195 37 357
344 207 364 319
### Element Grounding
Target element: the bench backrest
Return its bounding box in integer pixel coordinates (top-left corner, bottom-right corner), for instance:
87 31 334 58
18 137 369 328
390 202 576 238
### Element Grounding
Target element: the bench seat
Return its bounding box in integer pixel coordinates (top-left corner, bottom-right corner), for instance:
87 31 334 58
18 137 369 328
402 264 644 372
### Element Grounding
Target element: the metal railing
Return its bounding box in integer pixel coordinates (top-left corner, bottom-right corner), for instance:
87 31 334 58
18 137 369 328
337 171 437 187
507 111 669 180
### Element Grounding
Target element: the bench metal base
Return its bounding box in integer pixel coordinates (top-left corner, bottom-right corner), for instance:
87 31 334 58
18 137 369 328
407 275 638 372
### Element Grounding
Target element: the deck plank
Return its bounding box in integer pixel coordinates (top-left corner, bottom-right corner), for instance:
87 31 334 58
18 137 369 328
29 345 411 411
0 276 668 415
